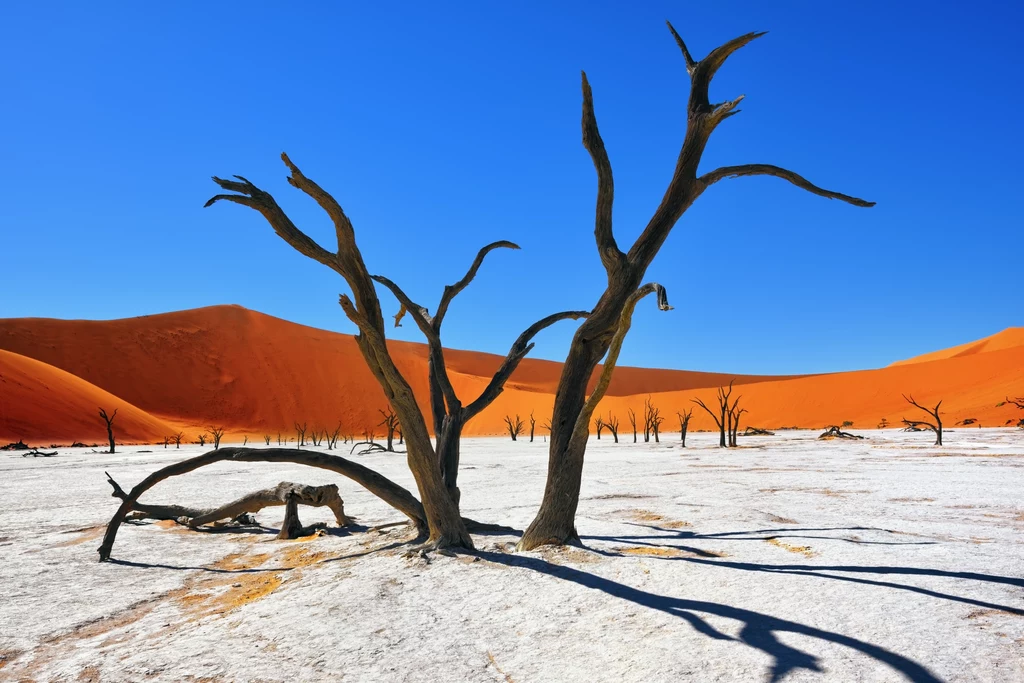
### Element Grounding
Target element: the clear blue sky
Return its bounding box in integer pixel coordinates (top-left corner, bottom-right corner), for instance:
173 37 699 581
2 2 1021 374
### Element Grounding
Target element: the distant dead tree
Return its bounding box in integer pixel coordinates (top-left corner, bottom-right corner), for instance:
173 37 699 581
277 433 283 446
504 414 524 441
171 432 183 449
162 436 170 449
294 422 308 448
606 413 620 443
309 428 324 447
593 415 605 440
642 397 654 442
98 407 118 454
327 424 342 450
901 394 943 445
954 418 979 427
196 432 208 447
627 408 638 443
264 435 272 446
997 396 1024 429
743 426 775 436
542 418 552 435
841 420 854 430
379 408 400 452
727 398 747 447
242 436 248 446
208 426 226 450
676 408 693 447
693 381 736 448
529 412 537 443
877 417 890 429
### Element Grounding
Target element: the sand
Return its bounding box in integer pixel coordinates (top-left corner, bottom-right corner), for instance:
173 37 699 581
1 430 1022 681
1 305 1022 443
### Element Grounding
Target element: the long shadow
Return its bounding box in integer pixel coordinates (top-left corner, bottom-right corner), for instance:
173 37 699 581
474 550 942 683
589 522 938 546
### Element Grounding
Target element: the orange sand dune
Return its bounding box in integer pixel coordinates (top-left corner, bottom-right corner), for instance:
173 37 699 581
0 350 174 444
890 327 1024 366
0 305 1021 442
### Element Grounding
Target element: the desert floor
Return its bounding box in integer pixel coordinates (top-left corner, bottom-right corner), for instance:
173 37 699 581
2 429 1022 682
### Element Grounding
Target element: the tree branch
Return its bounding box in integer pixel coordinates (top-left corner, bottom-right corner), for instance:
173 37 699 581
699 164 875 207
464 310 590 419
434 241 520 328
692 397 723 429
581 71 625 276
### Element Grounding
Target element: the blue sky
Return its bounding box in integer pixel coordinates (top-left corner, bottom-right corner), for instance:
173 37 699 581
2 2 1021 374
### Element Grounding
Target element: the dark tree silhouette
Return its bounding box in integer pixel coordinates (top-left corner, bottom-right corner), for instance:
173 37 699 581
264 435 272 446
627 408 638 443
877 417 890 429
162 436 170 449
379 408 400 452
529 412 537 443
294 422 308 448
693 382 735 449
208 426 226 450
606 413 620 443
196 432 207 447
677 408 693 447
98 407 118 454
593 415 605 440
171 431 184 449
901 394 944 445
504 414 524 441
327 423 342 450
727 398 746 447
519 22 872 549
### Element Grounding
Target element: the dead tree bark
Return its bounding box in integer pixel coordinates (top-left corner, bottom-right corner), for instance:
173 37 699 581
677 408 693 447
504 414 524 441
209 426 225 450
593 415 605 440
98 447 428 560
519 22 872 550
378 408 400 452
98 407 117 454
529 412 537 443
627 408 638 443
901 394 944 445
371 245 588 509
606 413 619 443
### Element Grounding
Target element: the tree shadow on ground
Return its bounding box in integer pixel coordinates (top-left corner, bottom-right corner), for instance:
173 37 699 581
474 550 943 683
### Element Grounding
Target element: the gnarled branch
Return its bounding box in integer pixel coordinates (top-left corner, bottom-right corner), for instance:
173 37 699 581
699 164 875 207
581 72 625 276
434 241 520 327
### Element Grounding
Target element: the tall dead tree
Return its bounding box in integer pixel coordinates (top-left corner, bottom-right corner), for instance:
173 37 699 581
372 242 587 507
606 413 620 443
529 412 537 443
728 398 746 447
593 415 605 440
519 22 872 549
677 407 693 447
379 408 400 452
504 414 524 441
693 381 735 449
294 422 308 448
208 426 225 450
98 407 117 454
901 394 944 446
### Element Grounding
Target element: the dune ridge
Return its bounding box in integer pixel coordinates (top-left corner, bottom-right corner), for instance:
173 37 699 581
1 305 1021 443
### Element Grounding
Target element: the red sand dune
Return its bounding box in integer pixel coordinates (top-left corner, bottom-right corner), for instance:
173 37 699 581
0 349 174 443
889 327 1024 367
1 305 1021 443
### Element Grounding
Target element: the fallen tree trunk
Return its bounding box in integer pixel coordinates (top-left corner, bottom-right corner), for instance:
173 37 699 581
818 426 864 440
107 473 350 536
98 447 427 561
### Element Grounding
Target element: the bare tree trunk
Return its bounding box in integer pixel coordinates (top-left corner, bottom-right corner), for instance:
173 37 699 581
99 407 117 454
902 394 943 446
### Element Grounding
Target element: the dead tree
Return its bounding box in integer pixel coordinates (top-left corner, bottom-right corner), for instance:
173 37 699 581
371 244 587 508
901 394 944 445
642 397 654 442
196 432 207 447
677 408 693 447
651 406 665 443
208 426 225 450
997 396 1024 428
529 412 537 443
819 425 864 440
327 423 342 450
518 22 872 549
310 428 324 447
504 414 524 441
378 408 400 452
877 418 890 429
242 436 248 446
593 415 605 440
728 398 746 447
627 408 638 443
162 436 170 449
264 435 272 446
98 407 118 454
294 422 308 448
606 413 620 443
171 431 183 449
693 382 735 449
106 473 349 538
742 426 774 436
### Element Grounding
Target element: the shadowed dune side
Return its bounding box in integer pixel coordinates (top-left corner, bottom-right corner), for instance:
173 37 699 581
890 327 1024 367
0 305 1021 441
0 349 174 443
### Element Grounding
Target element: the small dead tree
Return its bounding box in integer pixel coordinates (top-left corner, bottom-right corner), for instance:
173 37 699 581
877 417 890 429
294 422 308 448
242 436 248 446
327 423 342 450
693 381 735 448
606 412 620 443
162 436 170 449
208 426 226 450
901 394 943 446
627 408 638 443
504 414 524 441
98 407 118 454
196 432 207 447
651 405 665 443
309 428 324 447
677 408 693 447
593 415 605 440
264 435 272 446
642 397 655 442
171 431 183 449
529 412 537 443
379 408 400 452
